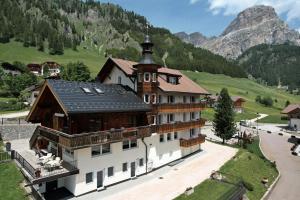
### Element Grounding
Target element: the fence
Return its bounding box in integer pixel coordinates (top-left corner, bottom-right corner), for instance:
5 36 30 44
0 117 28 125
0 151 11 163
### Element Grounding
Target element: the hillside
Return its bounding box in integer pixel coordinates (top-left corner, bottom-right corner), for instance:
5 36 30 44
0 0 245 78
184 71 300 123
238 44 300 89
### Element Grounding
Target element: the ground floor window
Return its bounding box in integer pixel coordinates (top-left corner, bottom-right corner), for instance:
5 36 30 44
108 167 114 177
167 133 172 141
139 158 144 167
160 134 164 143
122 163 128 172
86 172 93 184
92 144 111 157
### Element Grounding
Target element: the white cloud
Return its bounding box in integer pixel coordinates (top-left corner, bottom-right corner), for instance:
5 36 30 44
196 0 300 21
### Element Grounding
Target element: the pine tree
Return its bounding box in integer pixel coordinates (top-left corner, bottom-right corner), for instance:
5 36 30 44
213 88 236 144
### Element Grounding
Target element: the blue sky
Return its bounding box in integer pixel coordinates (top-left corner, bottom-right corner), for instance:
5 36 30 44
100 0 300 37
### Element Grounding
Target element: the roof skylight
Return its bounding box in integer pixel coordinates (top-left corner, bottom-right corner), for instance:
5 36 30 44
94 87 104 94
81 87 92 93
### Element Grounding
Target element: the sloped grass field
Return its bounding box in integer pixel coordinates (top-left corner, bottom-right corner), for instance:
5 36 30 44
175 139 278 200
0 41 106 77
0 141 27 200
184 71 300 123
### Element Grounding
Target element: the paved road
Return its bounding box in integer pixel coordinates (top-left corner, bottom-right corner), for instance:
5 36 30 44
260 132 300 200
0 111 29 119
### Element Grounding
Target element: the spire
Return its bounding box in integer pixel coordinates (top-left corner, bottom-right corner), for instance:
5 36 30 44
139 23 155 65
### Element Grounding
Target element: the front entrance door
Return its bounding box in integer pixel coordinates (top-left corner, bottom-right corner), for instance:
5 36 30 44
131 162 136 177
46 180 57 192
97 171 103 188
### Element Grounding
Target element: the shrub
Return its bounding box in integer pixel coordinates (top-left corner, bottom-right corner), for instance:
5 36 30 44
242 180 254 191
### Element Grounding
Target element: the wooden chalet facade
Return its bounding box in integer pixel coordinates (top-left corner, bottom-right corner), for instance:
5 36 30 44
281 104 300 131
24 33 209 197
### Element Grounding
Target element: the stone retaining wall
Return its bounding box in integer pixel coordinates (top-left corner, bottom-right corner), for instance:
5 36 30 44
0 124 38 141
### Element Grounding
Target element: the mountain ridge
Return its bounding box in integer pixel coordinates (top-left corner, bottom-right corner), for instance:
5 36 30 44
176 5 300 59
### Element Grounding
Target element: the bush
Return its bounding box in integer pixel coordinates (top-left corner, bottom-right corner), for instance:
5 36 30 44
242 180 254 191
256 96 273 107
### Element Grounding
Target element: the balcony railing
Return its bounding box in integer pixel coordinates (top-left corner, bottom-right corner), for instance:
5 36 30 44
33 125 153 149
154 118 206 134
180 134 206 148
13 150 79 185
152 102 206 113
31 119 206 149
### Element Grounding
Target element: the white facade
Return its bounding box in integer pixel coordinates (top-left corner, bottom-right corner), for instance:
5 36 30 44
289 118 300 131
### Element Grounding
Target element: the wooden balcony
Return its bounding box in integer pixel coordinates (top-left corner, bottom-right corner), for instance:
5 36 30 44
152 103 206 113
31 125 153 149
155 119 206 134
180 134 206 148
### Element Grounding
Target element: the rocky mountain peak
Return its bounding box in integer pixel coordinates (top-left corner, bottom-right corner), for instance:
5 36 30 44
175 32 208 46
222 5 277 36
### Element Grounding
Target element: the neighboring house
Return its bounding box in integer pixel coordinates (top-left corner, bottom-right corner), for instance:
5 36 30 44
281 104 300 131
22 33 209 197
27 61 61 77
24 85 42 106
206 95 246 113
1 62 22 76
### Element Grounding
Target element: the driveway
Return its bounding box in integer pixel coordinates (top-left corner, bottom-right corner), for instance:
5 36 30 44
74 142 237 200
260 132 300 200
0 111 29 119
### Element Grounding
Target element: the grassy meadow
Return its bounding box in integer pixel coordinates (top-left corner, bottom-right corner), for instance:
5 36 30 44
184 71 300 123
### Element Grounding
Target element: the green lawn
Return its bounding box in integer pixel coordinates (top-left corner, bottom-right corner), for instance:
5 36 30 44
185 71 300 123
203 108 257 122
175 139 278 200
0 41 106 77
0 162 27 200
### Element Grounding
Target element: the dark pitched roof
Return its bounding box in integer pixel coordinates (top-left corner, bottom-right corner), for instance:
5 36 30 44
47 79 151 114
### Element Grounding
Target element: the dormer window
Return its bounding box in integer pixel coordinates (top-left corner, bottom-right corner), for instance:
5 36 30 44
168 76 178 85
152 73 157 82
144 72 151 82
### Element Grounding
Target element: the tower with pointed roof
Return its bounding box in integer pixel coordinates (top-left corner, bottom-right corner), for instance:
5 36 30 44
134 26 161 104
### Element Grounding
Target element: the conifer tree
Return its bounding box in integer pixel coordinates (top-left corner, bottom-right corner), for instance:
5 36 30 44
213 88 236 144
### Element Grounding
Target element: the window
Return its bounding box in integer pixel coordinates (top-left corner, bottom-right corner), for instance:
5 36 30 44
122 163 128 172
190 128 196 137
123 140 130 150
82 87 92 93
144 72 151 82
139 158 144 167
130 139 137 148
190 96 196 103
160 134 164 143
118 76 122 84
108 167 114 177
86 172 93 184
138 73 142 82
122 139 137 150
91 146 101 156
102 143 111 154
183 113 187 122
168 76 177 85
183 96 187 103
151 94 157 104
167 114 174 123
150 115 156 125
158 95 162 103
190 112 195 120
94 87 104 94
144 94 150 104
167 133 172 141
152 73 157 82
91 144 111 157
174 132 178 140
157 115 162 125
167 95 175 103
